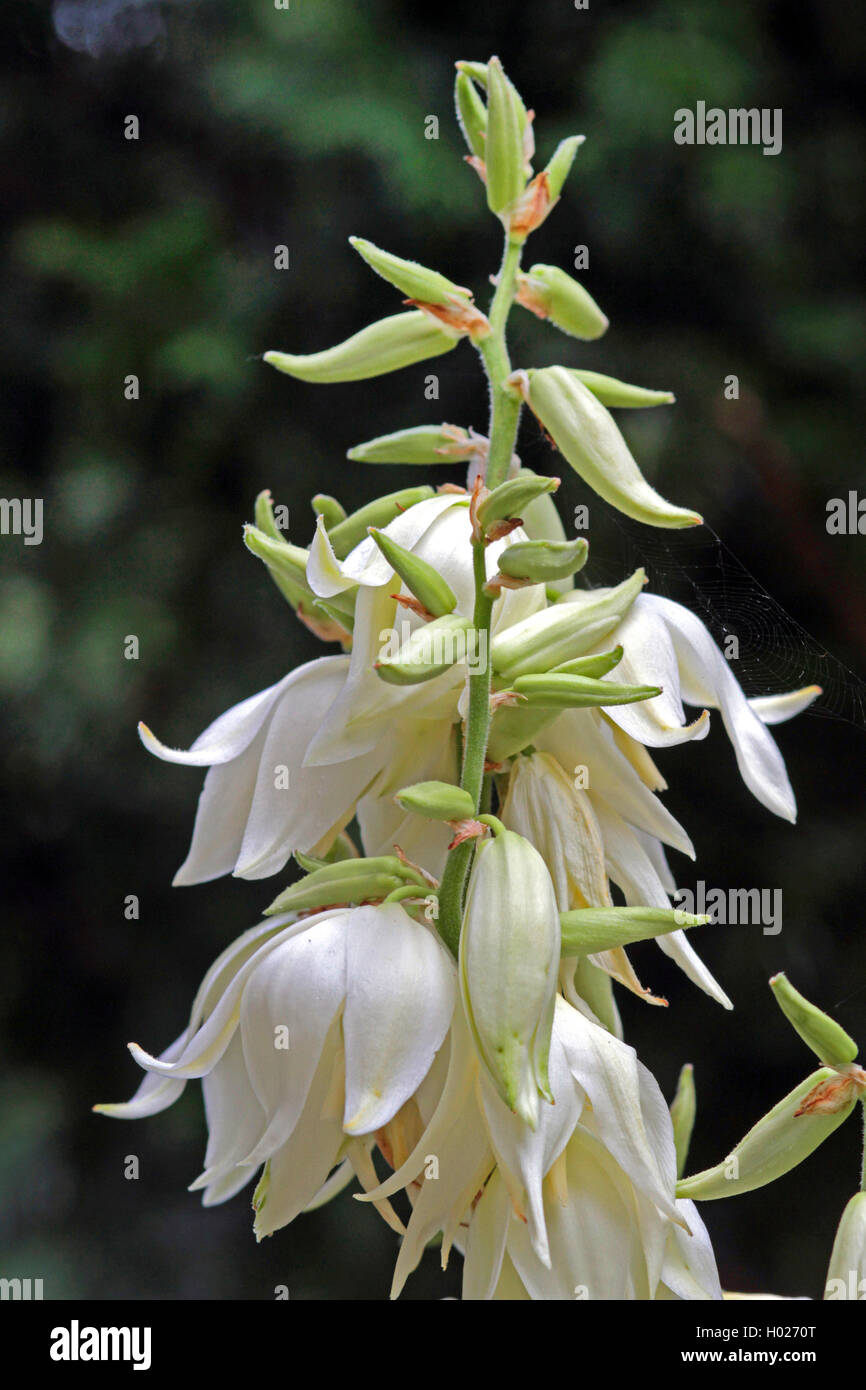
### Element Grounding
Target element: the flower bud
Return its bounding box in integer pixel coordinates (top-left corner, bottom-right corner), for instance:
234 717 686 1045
264 310 459 385
676 1068 861 1202
571 369 674 409
770 973 858 1067
254 489 284 541
486 705 560 763
476 470 560 534
264 854 426 915
455 70 487 160
510 672 661 709
243 524 313 609
374 613 475 686
310 598 354 635
550 646 623 677
394 780 477 822
455 60 490 85
559 906 708 956
327 486 435 559
459 827 560 1127
825 1193 866 1300
516 265 608 341
543 134 584 202
368 527 458 618
311 493 346 528
670 1064 697 1179
484 57 527 218
491 568 645 680
349 238 473 308
347 423 477 465
497 537 588 583
520 367 702 529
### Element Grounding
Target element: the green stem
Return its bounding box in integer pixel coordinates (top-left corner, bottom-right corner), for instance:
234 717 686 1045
436 235 524 957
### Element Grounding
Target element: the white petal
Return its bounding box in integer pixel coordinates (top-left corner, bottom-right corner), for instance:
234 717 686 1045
507 1126 646 1299
189 1032 266 1198
343 905 455 1134
307 515 356 596
253 1017 345 1238
554 997 682 1224
93 1031 189 1119
603 601 711 747
538 710 695 859
334 495 467 589
173 731 268 885
138 659 344 766
462 1170 511 1301
658 1198 723 1300
644 595 797 822
750 686 821 725
233 660 387 878
478 1025 584 1267
240 914 349 1165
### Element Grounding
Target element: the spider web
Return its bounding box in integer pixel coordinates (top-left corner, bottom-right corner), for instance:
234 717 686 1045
579 513 866 730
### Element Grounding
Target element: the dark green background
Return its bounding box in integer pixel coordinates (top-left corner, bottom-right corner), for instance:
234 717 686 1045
1 0 864 1299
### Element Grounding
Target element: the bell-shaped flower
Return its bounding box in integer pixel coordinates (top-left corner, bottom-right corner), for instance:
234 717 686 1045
357 996 719 1299
95 903 456 1237
600 594 820 822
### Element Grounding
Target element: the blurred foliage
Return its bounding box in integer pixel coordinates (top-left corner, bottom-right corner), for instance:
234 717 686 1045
0 0 864 1299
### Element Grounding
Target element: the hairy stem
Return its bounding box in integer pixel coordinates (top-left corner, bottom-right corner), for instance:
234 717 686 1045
436 236 524 956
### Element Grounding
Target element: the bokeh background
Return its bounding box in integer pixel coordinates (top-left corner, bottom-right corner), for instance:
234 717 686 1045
2 0 865 1300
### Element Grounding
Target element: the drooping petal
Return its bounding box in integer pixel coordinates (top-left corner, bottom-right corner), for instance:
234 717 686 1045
538 709 695 860
554 996 683 1224
342 904 455 1135
189 1032 266 1202
93 1031 190 1119
240 914 350 1166
643 595 797 822
462 1169 511 1301
749 686 821 725
657 1198 723 1300
252 1016 346 1239
602 601 711 747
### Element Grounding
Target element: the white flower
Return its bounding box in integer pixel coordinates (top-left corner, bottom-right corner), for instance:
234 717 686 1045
139 495 545 885
95 903 456 1238
357 996 720 1300
601 593 820 821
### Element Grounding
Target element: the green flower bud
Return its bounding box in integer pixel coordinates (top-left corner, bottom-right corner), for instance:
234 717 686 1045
510 672 661 709
550 646 623 677
347 423 477 465
670 1064 697 1179
476 470 560 533
264 854 426 915
559 906 708 956
349 237 472 308
676 1068 861 1202
264 310 459 385
516 265 609 341
770 973 858 1067
455 60 490 86
327 485 435 559
497 537 588 583
573 956 621 1036
571 369 674 409
491 568 645 680
394 780 477 822
543 135 584 201
374 613 475 686
825 1193 866 1300
484 56 527 217
455 70 488 160
311 599 354 634
254 489 284 541
243 524 313 608
521 367 702 529
460 827 560 1127
311 494 346 528
368 527 458 617
486 705 560 764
